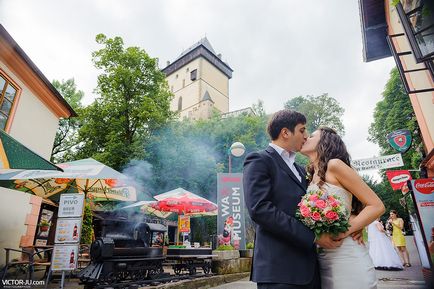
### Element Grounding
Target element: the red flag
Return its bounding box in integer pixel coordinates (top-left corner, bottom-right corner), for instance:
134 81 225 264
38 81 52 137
386 170 412 190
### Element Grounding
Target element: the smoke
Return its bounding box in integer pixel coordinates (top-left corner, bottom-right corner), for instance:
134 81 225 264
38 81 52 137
122 159 155 201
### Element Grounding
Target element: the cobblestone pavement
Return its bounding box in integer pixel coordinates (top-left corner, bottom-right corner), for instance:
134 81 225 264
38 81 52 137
211 236 429 289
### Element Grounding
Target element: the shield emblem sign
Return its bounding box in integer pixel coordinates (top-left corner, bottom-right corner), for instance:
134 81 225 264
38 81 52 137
386 129 412 153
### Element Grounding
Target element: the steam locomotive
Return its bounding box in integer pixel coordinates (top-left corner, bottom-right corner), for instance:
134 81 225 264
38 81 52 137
78 212 168 287
78 211 213 288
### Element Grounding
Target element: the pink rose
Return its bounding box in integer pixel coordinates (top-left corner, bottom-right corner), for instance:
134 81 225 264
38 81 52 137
325 211 339 221
328 196 336 202
330 201 339 208
300 205 311 217
315 200 327 209
309 194 319 201
311 211 321 221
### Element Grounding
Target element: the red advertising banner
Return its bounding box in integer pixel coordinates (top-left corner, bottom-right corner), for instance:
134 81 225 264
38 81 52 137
386 170 412 190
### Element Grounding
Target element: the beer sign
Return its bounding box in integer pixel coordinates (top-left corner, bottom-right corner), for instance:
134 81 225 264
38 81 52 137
51 244 79 271
58 193 85 217
387 129 412 153
54 218 82 243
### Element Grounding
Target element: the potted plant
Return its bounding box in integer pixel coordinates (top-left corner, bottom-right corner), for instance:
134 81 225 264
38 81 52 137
38 220 51 232
239 242 254 258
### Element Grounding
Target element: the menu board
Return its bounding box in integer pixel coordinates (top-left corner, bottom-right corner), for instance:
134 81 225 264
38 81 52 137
51 244 79 271
55 218 82 243
58 194 85 218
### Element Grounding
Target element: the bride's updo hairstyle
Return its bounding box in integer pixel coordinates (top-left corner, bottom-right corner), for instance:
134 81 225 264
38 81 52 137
308 126 364 215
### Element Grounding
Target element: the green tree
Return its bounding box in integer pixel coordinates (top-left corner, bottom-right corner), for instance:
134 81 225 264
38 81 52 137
368 68 423 170
50 79 84 163
76 34 174 170
368 68 424 225
284 93 345 135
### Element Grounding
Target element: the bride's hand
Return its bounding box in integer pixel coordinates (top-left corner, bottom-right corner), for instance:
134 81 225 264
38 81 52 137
348 214 365 245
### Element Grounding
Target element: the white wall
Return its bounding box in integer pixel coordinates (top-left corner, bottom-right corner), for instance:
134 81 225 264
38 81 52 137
0 63 59 159
0 188 32 266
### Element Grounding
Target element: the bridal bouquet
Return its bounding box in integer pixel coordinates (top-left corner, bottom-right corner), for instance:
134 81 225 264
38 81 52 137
296 188 350 238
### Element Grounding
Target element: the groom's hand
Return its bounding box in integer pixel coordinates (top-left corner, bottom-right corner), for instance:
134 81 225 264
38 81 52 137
315 234 343 249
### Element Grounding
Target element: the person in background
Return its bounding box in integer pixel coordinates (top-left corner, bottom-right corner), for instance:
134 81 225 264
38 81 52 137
367 218 403 270
387 210 411 267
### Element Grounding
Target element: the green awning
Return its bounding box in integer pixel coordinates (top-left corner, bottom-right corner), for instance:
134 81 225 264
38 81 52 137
0 129 62 171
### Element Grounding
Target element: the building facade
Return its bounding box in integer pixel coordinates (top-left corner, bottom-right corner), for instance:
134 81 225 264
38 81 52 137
162 38 233 120
0 24 76 264
359 0 434 177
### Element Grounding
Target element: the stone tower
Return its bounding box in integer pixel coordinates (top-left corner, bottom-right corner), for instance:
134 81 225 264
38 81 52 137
162 37 233 120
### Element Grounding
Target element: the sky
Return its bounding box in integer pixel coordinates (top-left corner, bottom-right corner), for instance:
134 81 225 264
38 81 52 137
1 0 396 171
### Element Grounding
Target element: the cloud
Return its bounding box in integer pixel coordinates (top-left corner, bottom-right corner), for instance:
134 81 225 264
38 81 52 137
1 0 396 165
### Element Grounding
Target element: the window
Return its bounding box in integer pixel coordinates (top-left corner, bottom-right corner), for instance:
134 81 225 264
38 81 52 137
190 69 197 81
178 97 182 111
182 79 185 87
0 74 19 130
186 68 190 73
397 0 434 61
171 85 174 92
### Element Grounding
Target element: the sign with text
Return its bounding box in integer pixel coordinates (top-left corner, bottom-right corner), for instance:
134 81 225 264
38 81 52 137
178 215 191 233
386 170 412 190
351 154 404 172
58 193 85 218
409 178 434 271
217 173 246 250
51 244 79 271
55 218 82 243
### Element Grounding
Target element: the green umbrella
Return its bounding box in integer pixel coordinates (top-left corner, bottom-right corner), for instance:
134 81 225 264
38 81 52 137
0 129 62 171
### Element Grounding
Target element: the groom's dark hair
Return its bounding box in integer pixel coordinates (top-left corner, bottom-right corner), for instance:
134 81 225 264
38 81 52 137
267 109 306 140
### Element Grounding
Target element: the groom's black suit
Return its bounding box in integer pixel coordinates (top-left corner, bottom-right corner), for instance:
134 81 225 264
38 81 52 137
243 146 320 288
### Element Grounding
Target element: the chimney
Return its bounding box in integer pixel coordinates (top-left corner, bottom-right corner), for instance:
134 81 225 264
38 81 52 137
217 54 222 59
166 61 170 66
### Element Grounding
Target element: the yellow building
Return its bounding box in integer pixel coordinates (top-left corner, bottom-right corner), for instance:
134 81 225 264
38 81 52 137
162 37 233 120
359 0 434 177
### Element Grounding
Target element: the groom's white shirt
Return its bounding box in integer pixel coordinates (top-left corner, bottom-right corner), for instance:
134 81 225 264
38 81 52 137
269 143 301 182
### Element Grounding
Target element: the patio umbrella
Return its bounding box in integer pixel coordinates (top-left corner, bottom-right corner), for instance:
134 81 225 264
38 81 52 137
0 129 62 171
120 201 174 219
150 187 218 215
0 158 137 202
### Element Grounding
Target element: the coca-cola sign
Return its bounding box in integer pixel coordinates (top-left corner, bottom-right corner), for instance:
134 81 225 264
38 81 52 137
414 179 434 195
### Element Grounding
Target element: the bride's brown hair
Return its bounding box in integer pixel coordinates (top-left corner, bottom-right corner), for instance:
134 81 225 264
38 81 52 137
307 127 364 214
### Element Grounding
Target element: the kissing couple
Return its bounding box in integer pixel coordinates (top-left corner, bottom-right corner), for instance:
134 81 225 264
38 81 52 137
243 109 385 289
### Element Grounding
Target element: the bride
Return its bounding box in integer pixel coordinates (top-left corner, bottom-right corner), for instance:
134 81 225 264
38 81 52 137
300 127 385 289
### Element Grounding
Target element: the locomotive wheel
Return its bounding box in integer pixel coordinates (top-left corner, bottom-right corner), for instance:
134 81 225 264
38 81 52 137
173 266 181 275
203 265 211 275
188 266 196 275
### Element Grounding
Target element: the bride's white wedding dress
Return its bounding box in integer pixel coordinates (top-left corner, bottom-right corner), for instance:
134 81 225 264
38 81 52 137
308 182 377 289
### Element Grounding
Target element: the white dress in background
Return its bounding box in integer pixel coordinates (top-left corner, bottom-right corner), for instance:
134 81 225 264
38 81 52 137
367 220 404 270
309 183 377 289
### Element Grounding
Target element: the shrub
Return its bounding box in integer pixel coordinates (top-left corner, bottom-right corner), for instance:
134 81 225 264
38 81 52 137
246 242 254 249
216 244 234 251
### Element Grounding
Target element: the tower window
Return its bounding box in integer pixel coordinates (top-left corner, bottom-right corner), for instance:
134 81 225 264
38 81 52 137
178 97 182 111
190 69 197 81
182 79 185 87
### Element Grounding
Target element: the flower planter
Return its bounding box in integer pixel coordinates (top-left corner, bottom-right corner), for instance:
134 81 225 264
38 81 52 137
40 225 49 232
239 249 253 258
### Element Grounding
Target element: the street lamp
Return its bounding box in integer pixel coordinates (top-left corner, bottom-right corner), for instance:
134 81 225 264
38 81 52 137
228 142 246 173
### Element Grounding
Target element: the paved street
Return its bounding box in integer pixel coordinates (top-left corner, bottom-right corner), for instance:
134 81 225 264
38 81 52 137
211 236 428 289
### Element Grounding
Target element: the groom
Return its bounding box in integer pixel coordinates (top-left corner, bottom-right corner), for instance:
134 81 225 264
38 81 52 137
243 109 342 289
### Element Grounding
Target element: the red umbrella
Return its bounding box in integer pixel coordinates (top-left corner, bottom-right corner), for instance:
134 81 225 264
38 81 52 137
150 187 217 215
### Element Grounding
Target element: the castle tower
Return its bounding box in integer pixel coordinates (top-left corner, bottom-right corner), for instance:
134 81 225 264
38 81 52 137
162 37 233 120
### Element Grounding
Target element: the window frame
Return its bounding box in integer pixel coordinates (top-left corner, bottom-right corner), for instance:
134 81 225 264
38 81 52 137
397 1 434 62
0 69 21 132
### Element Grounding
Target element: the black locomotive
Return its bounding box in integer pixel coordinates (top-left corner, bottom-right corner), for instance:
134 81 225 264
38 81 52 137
78 212 167 287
